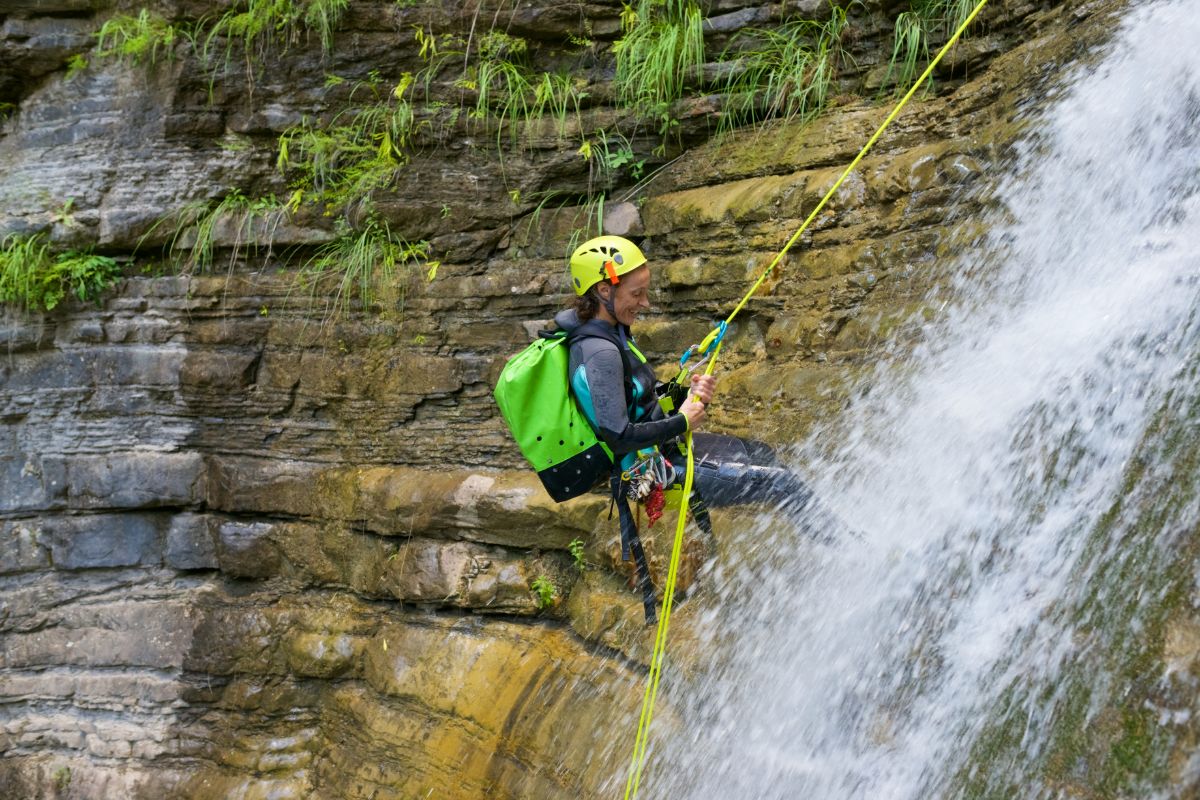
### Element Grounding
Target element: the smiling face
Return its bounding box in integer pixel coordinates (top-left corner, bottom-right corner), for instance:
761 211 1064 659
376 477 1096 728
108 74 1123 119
597 264 651 327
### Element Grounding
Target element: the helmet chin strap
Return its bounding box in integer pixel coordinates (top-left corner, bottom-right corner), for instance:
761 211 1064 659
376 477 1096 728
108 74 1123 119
602 291 619 322
595 283 620 323
593 286 627 345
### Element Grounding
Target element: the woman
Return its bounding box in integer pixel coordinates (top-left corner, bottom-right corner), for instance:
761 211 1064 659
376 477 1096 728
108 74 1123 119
556 235 821 618
558 235 815 507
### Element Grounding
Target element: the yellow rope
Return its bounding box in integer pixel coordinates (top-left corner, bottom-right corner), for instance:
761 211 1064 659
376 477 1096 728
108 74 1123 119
622 1 991 797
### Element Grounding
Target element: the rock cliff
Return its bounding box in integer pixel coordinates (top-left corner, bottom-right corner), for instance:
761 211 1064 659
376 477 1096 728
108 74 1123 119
5 0 1194 798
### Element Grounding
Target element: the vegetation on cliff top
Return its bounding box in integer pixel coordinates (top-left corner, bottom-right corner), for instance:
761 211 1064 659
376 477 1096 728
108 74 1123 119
4 0 980 317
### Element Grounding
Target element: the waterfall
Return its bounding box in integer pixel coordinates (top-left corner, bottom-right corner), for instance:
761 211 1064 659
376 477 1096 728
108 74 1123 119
651 1 1200 797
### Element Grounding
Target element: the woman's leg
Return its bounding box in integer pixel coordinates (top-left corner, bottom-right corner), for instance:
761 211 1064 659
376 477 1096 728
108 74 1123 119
677 434 851 543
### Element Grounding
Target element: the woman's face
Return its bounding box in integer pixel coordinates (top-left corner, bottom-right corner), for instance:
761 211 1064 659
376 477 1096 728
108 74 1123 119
600 264 652 326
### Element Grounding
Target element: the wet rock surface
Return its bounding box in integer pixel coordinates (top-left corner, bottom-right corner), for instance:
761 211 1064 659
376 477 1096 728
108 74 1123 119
5 0 1195 798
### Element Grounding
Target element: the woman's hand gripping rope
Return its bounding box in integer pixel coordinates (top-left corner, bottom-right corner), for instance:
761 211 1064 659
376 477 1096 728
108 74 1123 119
680 373 715 430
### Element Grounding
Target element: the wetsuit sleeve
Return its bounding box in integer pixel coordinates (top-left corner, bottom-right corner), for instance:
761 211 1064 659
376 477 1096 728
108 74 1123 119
573 344 688 455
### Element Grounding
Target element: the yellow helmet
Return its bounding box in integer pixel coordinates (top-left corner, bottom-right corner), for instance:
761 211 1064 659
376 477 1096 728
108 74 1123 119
569 235 647 296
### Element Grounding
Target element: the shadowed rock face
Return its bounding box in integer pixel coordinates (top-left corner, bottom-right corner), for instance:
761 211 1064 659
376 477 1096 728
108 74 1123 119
6 0 1188 798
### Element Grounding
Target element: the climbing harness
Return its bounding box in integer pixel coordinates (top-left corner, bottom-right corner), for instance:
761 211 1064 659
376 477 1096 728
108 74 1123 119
622 1 993 797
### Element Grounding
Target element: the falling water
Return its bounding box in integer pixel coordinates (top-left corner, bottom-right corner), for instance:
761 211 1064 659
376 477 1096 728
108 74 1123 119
648 1 1200 797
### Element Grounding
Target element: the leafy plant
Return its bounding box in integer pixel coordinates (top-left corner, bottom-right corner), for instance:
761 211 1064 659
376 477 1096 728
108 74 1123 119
0 234 121 312
51 766 71 791
604 145 645 179
95 9 179 65
201 0 347 93
590 130 647 187
530 574 557 609
51 198 78 229
478 29 527 62
204 0 347 63
413 26 469 117
302 216 435 313
277 73 420 215
568 538 587 573
64 53 89 79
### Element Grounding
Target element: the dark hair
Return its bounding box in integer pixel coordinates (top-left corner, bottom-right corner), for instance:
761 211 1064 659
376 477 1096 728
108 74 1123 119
574 288 601 322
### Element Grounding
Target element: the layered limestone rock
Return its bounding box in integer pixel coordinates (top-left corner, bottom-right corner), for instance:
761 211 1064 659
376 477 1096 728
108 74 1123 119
7 0 1195 798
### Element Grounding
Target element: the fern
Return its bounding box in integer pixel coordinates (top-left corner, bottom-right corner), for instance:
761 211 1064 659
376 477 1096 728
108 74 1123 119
0 234 121 312
277 75 420 214
202 0 348 79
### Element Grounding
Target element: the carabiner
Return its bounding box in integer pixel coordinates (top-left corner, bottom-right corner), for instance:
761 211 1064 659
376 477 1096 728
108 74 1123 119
677 321 728 374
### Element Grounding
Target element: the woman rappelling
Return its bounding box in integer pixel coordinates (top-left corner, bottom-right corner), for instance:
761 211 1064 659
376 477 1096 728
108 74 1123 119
496 234 825 621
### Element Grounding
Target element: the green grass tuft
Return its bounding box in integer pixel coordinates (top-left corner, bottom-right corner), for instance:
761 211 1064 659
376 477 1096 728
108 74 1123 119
719 5 853 133
883 0 978 95
303 217 436 314
614 1 705 115
156 191 285 275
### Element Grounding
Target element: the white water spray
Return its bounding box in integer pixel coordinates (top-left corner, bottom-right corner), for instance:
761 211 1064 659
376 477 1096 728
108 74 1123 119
651 2 1200 797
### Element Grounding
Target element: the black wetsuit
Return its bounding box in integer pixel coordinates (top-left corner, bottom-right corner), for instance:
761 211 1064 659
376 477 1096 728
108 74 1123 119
554 308 814 514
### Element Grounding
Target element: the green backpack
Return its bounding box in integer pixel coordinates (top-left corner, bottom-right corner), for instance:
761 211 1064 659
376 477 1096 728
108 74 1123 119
494 331 615 502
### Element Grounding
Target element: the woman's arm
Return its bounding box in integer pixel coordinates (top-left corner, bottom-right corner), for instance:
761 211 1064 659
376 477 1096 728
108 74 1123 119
572 345 688 454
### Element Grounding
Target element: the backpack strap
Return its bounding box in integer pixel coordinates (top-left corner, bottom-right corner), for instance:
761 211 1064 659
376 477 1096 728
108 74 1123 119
611 472 657 624
567 319 639 409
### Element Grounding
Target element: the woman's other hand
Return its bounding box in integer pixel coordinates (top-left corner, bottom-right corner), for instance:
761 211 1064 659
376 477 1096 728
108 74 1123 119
690 374 716 404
